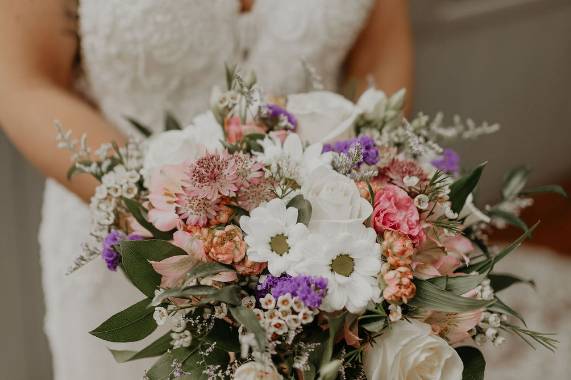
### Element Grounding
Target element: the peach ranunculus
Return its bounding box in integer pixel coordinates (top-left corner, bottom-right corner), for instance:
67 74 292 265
233 257 267 276
208 225 247 265
372 184 425 245
147 164 186 231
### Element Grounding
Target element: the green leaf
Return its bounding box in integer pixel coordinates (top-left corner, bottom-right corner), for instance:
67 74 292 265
520 185 568 198
146 347 195 380
120 239 187 297
362 318 387 333
229 306 267 351
181 344 229 379
487 209 530 237
410 279 494 313
488 296 527 326
449 162 487 213
89 298 156 342
320 313 345 368
125 116 152 138
488 273 535 292
456 346 486 380
186 262 235 280
428 273 487 295
502 166 530 200
122 197 173 240
203 319 241 352
165 111 183 131
318 359 342 380
468 221 539 274
152 285 241 307
109 332 172 363
287 194 312 225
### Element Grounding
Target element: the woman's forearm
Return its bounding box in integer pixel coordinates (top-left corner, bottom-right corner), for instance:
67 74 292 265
0 77 126 203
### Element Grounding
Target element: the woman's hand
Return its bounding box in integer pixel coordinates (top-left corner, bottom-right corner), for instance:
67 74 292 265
346 0 414 115
0 0 126 203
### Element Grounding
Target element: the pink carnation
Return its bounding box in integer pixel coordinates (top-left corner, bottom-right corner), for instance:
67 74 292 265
372 184 425 245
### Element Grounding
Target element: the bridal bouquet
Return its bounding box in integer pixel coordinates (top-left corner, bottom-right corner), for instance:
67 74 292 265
57 66 564 380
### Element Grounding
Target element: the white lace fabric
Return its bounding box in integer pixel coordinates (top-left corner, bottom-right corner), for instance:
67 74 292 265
39 1 374 378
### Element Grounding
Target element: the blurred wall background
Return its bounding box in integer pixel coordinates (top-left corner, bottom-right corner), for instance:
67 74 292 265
0 0 570 378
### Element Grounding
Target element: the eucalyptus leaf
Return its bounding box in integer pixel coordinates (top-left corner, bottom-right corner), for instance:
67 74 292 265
203 319 241 352
89 298 156 343
320 313 345 368
152 285 241 307
502 166 530 200
520 184 568 198
125 116 152 138
428 273 487 295
109 332 172 363
287 194 312 225
488 296 527 326
456 346 486 380
165 112 183 131
410 280 494 313
449 162 486 213
122 197 173 240
488 273 535 293
145 347 195 380
120 239 187 297
487 209 530 237
468 222 539 274
186 262 235 280
230 306 267 351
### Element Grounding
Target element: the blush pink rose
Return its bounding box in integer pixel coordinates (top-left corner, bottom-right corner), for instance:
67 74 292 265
372 184 425 245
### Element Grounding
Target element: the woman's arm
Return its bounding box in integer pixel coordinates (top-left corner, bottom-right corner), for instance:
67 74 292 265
0 0 125 202
345 0 414 115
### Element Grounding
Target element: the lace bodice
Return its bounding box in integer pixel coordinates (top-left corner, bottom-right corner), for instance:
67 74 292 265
78 0 374 133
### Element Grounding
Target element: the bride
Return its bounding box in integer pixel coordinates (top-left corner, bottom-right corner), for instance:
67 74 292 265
0 0 412 378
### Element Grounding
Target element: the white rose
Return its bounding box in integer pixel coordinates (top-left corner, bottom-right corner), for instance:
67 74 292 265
234 362 282 380
301 166 372 225
287 91 359 143
363 320 463 380
356 87 387 119
142 111 223 183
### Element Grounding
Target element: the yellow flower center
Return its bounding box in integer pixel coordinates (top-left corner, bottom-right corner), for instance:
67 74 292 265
330 253 355 277
270 234 290 256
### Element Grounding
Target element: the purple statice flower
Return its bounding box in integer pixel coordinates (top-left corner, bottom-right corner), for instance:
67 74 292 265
262 104 297 131
323 135 380 166
101 230 143 271
432 148 460 175
257 275 328 308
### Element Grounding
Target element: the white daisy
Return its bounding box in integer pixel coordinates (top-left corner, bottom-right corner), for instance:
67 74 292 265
240 198 310 275
255 133 332 186
296 223 381 314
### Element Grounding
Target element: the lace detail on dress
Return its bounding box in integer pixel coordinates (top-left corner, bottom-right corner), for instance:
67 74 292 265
77 0 374 133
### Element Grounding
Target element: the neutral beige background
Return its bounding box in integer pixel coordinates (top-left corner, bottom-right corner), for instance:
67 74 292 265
0 0 570 378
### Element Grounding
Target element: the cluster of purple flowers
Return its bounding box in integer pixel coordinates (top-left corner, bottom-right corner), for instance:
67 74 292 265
257 274 328 308
260 104 297 131
431 148 461 175
102 230 143 271
323 135 380 166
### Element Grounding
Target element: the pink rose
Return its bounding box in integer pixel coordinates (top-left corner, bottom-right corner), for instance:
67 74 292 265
372 184 424 245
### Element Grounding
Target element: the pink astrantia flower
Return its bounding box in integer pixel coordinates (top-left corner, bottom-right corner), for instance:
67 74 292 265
148 164 186 231
382 158 428 188
237 178 277 211
175 191 219 227
231 152 265 188
184 151 239 200
372 184 425 245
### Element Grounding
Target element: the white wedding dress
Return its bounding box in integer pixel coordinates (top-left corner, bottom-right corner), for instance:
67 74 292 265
38 1 375 379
